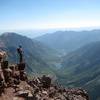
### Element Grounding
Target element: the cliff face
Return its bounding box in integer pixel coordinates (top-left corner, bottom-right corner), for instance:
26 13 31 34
0 50 89 100
0 70 89 100
0 78 89 100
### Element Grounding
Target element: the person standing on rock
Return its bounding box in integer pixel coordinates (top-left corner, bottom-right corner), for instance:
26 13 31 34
17 45 23 63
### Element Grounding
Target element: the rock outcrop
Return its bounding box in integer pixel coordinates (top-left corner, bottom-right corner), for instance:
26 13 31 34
0 50 89 100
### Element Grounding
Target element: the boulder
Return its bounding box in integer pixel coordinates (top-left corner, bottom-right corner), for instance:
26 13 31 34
16 91 28 97
41 75 51 88
18 63 25 71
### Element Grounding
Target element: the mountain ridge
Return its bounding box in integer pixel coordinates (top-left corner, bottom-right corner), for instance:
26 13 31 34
0 32 56 74
57 41 100 100
35 29 100 54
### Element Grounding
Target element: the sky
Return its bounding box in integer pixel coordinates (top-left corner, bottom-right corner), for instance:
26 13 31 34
0 0 100 31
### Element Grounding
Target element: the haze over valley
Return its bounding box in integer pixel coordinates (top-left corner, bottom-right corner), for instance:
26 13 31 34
0 0 100 100
0 29 100 99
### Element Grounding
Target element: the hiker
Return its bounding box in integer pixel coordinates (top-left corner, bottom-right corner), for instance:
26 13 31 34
17 45 23 63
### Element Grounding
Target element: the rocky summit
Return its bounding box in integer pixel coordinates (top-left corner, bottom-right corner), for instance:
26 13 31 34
0 50 89 100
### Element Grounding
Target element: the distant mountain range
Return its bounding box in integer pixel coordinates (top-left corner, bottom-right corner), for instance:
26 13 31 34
35 30 100 54
1 30 100 100
35 29 100 100
57 41 100 100
0 32 57 75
